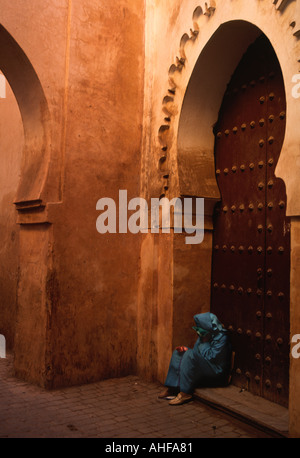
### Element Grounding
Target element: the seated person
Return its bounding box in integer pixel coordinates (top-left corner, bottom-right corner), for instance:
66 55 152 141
159 312 232 405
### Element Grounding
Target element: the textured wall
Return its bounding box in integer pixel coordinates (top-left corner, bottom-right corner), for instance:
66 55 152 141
0 0 145 387
46 0 145 387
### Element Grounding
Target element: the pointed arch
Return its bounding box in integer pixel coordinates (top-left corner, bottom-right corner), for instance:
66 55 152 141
0 24 51 211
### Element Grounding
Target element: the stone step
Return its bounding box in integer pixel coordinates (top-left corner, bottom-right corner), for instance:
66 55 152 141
194 384 289 438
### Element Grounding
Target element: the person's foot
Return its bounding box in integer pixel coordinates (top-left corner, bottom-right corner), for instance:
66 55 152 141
158 387 178 399
168 392 193 405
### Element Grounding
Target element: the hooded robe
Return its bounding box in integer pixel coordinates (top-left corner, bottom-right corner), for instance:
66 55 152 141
164 312 232 394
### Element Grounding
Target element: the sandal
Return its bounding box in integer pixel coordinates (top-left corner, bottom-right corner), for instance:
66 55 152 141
168 392 193 405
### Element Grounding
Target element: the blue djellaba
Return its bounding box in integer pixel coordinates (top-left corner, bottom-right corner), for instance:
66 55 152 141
164 312 232 397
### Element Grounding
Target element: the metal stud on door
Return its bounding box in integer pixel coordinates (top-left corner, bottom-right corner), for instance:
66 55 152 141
211 35 290 407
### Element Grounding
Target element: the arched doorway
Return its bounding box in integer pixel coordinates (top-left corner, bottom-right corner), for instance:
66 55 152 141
0 24 51 207
0 72 23 349
0 24 54 386
211 34 290 407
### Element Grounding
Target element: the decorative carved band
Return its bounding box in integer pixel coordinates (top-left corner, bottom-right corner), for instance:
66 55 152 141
273 0 300 36
158 2 216 198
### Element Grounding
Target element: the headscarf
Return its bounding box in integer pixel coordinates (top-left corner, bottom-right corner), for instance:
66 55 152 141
192 312 225 336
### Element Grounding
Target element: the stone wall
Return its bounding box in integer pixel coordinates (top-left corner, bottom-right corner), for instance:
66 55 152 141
0 0 145 387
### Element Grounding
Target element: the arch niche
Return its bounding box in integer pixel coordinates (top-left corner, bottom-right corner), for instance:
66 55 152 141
177 20 266 203
0 24 51 211
171 21 276 338
0 24 54 386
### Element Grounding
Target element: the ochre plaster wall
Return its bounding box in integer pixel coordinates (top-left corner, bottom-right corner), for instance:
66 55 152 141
46 0 145 387
172 231 212 350
0 0 145 387
137 233 159 381
14 224 53 386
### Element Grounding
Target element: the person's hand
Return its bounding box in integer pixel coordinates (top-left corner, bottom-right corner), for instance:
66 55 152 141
176 346 188 353
201 333 212 343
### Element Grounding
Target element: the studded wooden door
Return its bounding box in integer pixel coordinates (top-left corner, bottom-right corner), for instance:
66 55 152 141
211 35 290 407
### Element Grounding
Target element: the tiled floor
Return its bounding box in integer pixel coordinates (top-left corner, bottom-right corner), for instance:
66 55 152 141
0 353 270 438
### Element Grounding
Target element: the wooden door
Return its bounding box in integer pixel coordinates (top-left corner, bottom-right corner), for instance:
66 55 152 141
211 35 290 407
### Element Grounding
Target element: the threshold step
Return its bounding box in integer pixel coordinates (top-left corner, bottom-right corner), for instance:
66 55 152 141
194 384 289 438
